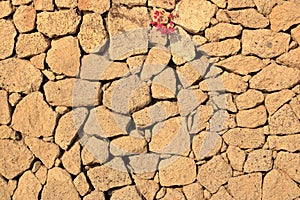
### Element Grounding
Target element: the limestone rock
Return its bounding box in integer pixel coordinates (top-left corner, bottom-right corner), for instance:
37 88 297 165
216 55 265 75
269 2 300 32
222 72 248 93
159 156 196 186
223 128 265 149
151 68 176 99
212 93 237 113
37 9 81 38
226 146 246 171
34 0 54 11
182 182 205 200
290 96 300 119
242 29 290 58
197 155 232 193
268 135 300 152
209 109 236 132
0 19 17 59
148 0 175 9
160 188 186 200
205 23 242 42
0 125 16 140
113 0 146 6
227 9 269 28
30 53 46 69
55 0 77 7
210 187 233 200
0 140 34 179
16 33 49 58
73 173 90 196
265 90 295 115
235 89 264 110
13 5 36 33
0 90 11 125
25 137 60 169
228 173 262 200
83 191 105 200
78 0 110 14
236 105 267 128
12 92 58 138
62 142 81 175
176 62 203 88
253 0 282 15
12 0 32 5
263 169 300 200
249 63 300 92
78 13 108 53
292 25 300 44
13 171 42 200
269 104 300 134
111 186 142 200
135 177 160 200
41 167 80 200
35 165 47 185
228 0 255 9
173 0 217 33
55 107 89 150
129 153 160 176
274 152 300 183
0 1 12 18
0 178 11 200
187 105 213 134
46 36 81 76
244 149 273 172
277 48 300 70
110 135 147 156
201 39 240 57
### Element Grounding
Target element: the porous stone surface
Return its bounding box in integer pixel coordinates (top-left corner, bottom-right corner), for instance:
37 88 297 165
13 5 36 33
16 33 49 58
0 19 17 59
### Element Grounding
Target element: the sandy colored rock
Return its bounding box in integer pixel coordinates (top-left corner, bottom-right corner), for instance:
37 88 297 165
222 72 248 93
12 0 32 5
228 0 255 9
192 35 207 46
78 13 108 53
113 0 146 6
269 104 300 134
182 183 204 200
236 89 264 110
209 109 236 132
0 19 17 59
290 96 300 119
111 186 142 200
13 171 42 200
87 158 132 191
73 173 90 196
210 187 233 200
277 48 300 70
0 1 13 18
268 135 300 152
128 153 159 177
0 177 10 200
250 63 300 92
34 0 54 10
216 55 265 75
78 0 110 14
227 9 269 28
205 23 242 42
197 155 232 193
110 135 147 156
13 5 36 33
16 33 49 58
37 9 81 38
188 105 213 134
83 191 105 200
228 173 262 200
135 177 160 200
223 127 265 149
159 156 196 186
176 62 203 88
173 0 217 33
265 90 295 115
212 93 237 113
0 140 34 179
62 142 81 175
41 167 80 200
274 152 300 183
127 55 146 74
0 90 11 125
151 68 176 99
160 188 186 200
292 25 300 44
244 149 273 172
148 0 175 9
0 125 16 140
242 29 290 58
44 79 101 107
201 39 240 57
35 165 47 185
46 36 81 76
25 137 60 169
12 92 57 138
253 0 282 15
210 0 226 8
8 92 22 107
192 131 222 160
236 105 267 128
55 108 88 150
269 2 300 32
30 53 46 69
226 146 246 171
263 169 300 200
55 0 77 7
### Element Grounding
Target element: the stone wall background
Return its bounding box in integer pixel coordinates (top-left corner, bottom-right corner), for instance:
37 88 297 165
0 0 300 199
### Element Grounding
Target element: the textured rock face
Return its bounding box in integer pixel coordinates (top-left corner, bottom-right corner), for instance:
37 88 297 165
0 90 11 125
78 0 110 14
13 5 36 33
277 48 300 69
201 39 240 57
16 33 49 58
227 9 269 28
0 19 17 59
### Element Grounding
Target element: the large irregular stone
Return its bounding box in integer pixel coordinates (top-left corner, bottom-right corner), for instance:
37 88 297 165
83 190 105 200
148 0 175 9
78 0 110 14
0 19 17 59
134 177 160 200
226 146 246 171
187 105 213 134
37 9 81 38
44 79 101 107
87 158 132 191
16 33 49 58
107 6 150 60
249 63 300 92
12 0 33 5
0 1 13 18
269 2 300 32
228 173 262 200
129 153 160 176
236 89 264 110
0 125 16 140
41 167 80 200
290 96 300 119
223 127 265 149
35 165 47 185
209 109 236 132
291 25 300 44
274 152 300 183
73 173 90 196
62 142 81 175
244 149 273 172
265 90 295 115
25 137 60 169
55 0 78 7
110 135 147 156
242 29 290 58
269 104 300 134
201 39 240 57
277 48 300 70
216 55 265 75
78 13 108 53
111 186 142 200
173 0 217 33
12 92 58 138
0 140 34 179
236 105 267 128
55 107 89 150
159 156 196 186
228 0 255 9
210 187 233 200
211 93 237 113
151 68 177 99
13 5 36 33
182 182 205 200
13 171 42 200
267 135 300 152
0 90 11 125
160 188 186 200
263 169 300 200
46 36 81 76
176 62 204 88
34 0 54 11
197 155 232 193
114 0 146 6
253 0 282 15
227 9 269 28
